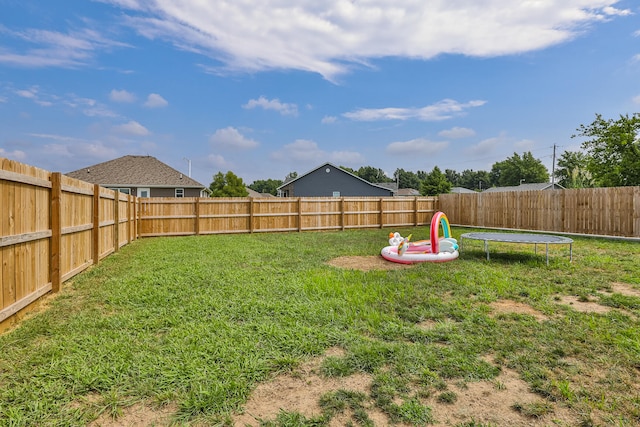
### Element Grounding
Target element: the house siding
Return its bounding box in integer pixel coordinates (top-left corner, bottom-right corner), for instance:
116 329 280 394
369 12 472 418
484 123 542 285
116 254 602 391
282 165 393 197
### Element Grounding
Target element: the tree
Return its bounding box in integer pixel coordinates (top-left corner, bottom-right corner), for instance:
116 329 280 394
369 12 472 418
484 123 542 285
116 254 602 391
445 169 461 186
356 166 392 183
393 168 422 190
459 169 491 191
554 150 593 188
420 166 452 196
573 113 640 187
490 152 549 187
209 171 249 197
248 178 283 195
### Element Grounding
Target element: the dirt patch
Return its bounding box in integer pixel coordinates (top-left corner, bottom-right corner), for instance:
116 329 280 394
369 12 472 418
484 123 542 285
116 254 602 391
88 402 177 427
558 296 612 314
427 363 577 426
605 282 640 298
489 300 548 321
232 347 380 426
326 256 410 271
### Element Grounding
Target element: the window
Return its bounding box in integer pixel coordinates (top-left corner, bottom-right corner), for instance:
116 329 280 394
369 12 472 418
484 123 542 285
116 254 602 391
175 188 185 198
137 188 150 198
332 191 340 197
111 188 130 195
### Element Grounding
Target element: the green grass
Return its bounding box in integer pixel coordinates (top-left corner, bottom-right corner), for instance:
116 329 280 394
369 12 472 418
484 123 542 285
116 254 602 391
0 227 639 426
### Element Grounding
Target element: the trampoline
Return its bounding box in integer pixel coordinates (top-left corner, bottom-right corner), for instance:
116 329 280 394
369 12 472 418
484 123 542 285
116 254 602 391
460 232 573 265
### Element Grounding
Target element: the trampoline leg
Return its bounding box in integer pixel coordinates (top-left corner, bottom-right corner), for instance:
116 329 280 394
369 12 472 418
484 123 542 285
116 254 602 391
546 243 549 266
484 240 489 261
570 243 573 263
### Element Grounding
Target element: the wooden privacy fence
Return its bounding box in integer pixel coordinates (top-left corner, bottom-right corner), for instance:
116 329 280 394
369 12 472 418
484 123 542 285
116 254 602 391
3 156 640 330
138 196 439 236
440 186 640 238
1 159 138 329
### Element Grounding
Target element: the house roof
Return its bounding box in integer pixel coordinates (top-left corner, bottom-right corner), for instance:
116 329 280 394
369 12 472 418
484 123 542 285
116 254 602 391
482 182 565 193
246 187 275 198
451 187 476 194
66 155 205 188
276 162 396 193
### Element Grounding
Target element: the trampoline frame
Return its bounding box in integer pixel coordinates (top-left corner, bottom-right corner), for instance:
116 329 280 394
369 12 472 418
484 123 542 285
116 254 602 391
460 232 573 265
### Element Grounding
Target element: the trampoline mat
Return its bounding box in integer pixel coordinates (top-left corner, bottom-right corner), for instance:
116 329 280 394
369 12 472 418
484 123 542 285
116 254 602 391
461 232 573 244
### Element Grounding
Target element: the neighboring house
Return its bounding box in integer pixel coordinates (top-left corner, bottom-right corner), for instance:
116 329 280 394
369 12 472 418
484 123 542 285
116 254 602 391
66 155 208 197
482 182 565 193
246 187 275 198
450 187 477 194
396 188 421 196
277 162 395 197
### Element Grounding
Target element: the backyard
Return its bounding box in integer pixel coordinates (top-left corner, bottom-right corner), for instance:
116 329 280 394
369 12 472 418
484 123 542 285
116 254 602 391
0 227 639 426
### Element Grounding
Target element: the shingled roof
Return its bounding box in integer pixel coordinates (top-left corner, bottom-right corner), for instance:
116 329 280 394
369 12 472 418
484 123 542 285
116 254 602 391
66 155 205 188
482 182 564 193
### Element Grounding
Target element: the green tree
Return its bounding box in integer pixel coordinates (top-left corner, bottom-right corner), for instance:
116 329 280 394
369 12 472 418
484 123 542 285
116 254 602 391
445 169 461 186
248 178 283 195
573 113 640 186
393 168 422 189
420 166 452 195
554 150 593 188
356 166 393 183
459 169 491 191
209 171 249 197
490 152 549 186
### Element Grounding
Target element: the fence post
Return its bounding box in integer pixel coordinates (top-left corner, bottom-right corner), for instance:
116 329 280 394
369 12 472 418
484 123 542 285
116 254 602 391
113 191 119 252
298 198 303 232
414 197 418 226
195 197 200 235
50 172 61 293
249 198 254 233
93 184 100 264
341 197 345 231
379 198 384 228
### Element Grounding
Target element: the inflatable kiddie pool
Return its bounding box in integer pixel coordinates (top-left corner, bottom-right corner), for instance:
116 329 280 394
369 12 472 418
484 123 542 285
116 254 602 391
381 211 459 264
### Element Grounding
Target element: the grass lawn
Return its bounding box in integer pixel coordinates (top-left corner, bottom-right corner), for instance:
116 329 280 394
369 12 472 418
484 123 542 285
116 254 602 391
0 227 639 426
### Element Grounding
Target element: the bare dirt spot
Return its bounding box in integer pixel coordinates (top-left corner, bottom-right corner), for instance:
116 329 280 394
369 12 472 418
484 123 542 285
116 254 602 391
427 363 578 426
604 282 640 298
489 300 549 321
558 296 612 314
88 402 177 427
232 347 380 426
326 256 410 271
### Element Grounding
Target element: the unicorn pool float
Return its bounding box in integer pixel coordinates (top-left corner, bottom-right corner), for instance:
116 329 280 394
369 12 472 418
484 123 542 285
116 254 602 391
381 211 459 264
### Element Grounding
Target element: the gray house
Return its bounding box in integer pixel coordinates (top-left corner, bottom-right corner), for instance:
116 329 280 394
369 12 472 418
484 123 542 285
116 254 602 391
482 182 565 193
66 155 208 197
277 163 395 197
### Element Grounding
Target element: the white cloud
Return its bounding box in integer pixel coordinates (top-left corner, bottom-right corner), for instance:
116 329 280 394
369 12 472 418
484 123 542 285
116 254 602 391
321 115 337 124
144 93 168 108
633 94 640 104
386 138 449 156
100 1 627 80
209 127 259 150
438 127 476 139
112 120 150 136
0 26 130 68
514 139 535 151
344 99 486 122
16 87 39 99
207 154 229 169
109 89 136 103
0 148 27 160
243 96 298 116
271 139 364 165
467 136 505 155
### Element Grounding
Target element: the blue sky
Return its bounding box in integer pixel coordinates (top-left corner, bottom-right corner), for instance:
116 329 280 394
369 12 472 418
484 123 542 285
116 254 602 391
1 1 639 187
